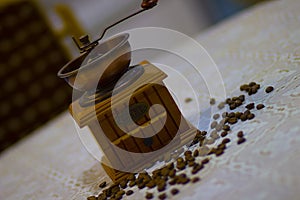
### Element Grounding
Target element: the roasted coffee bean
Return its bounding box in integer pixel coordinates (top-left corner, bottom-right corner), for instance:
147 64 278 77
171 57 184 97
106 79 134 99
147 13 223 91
215 149 224 156
145 192 153 199
168 169 176 178
223 125 230 131
161 168 170 177
129 180 136 187
192 177 200 183
228 117 238 124
185 98 192 103
237 137 246 145
202 158 210 164
210 130 220 139
97 193 107 200
228 112 235 118
87 196 97 200
192 164 203 174
213 113 220 120
238 94 245 102
246 103 255 110
168 179 177 185
176 162 186 170
229 103 236 110
265 86 274 93
237 131 244 138
138 182 145 189
240 114 247 121
247 113 255 120
220 131 228 137
218 102 225 109
215 124 223 132
99 181 107 188
158 193 167 200
126 190 134 196
249 82 256 87
256 104 265 110
210 98 216 105
210 121 218 129
244 110 251 116
157 183 166 192
222 138 231 144
222 112 228 118
127 174 136 181
193 149 199 157
217 143 226 150
171 188 179 195
184 150 192 156
235 112 242 119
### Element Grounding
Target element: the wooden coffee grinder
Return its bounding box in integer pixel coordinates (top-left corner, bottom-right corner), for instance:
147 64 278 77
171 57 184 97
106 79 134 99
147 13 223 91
57 0 199 183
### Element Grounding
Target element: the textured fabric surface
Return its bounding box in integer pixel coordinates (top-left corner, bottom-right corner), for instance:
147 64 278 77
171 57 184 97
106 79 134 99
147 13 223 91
1 0 300 199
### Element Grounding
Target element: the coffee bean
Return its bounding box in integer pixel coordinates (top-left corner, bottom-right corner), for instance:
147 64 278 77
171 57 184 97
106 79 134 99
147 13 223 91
238 95 245 102
184 150 192 156
99 181 107 188
235 112 242 119
247 113 255 120
213 113 220 120
169 179 176 185
210 130 220 139
129 180 136 187
246 103 255 110
119 180 128 189
218 102 225 109
215 149 224 156
265 86 274 93
237 138 246 145
158 193 167 200
146 180 156 189
222 112 228 118
145 192 153 199
228 117 238 124
229 103 236 110
223 125 230 131
202 158 210 164
210 121 218 129
249 82 256 87
192 177 200 183
168 169 176 178
220 131 228 137
171 188 179 195
240 114 247 121
256 104 265 110
237 131 244 138
222 138 231 144
126 190 133 196
210 98 216 105
228 112 236 118
87 196 97 200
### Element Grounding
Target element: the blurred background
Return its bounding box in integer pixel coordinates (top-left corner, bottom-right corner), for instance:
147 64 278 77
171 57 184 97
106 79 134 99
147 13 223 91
0 0 266 153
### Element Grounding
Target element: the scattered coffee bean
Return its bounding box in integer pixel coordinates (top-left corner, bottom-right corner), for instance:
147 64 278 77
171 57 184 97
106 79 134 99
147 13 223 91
99 181 107 188
210 121 218 129
220 131 228 137
237 137 246 145
247 113 255 120
256 104 265 110
87 196 97 200
223 125 230 131
126 190 134 196
246 103 255 110
213 113 220 120
240 114 247 121
228 117 238 124
202 158 210 164
210 98 216 105
185 98 192 103
158 193 167 200
146 192 153 199
218 102 225 109
222 138 231 144
192 177 200 183
265 86 274 93
237 131 244 138
222 112 228 118
171 188 179 195
193 149 199 157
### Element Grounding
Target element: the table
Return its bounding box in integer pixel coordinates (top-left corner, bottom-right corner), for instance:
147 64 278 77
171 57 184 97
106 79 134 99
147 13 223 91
1 0 300 199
